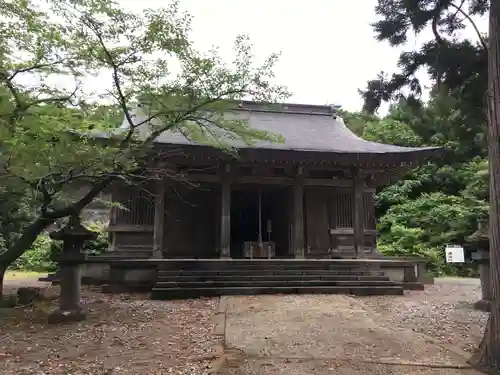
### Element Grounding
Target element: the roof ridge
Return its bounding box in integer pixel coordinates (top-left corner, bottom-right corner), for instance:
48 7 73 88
233 100 334 116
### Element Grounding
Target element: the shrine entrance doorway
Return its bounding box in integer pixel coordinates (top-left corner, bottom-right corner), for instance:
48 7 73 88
230 184 291 259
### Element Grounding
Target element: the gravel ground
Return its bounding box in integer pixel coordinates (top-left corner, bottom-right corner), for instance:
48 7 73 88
219 293 481 375
354 278 488 354
0 285 221 375
224 294 469 364
0 277 488 375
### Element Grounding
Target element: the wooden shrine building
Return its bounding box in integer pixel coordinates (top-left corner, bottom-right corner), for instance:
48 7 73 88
107 101 440 261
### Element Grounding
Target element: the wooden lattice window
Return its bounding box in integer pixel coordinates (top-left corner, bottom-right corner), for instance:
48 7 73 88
333 194 353 228
333 193 375 229
112 185 154 225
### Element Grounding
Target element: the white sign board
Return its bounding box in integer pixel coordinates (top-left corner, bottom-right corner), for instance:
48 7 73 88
445 245 465 263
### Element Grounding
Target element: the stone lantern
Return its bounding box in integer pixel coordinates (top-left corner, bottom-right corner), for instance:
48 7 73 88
465 220 491 312
48 215 97 324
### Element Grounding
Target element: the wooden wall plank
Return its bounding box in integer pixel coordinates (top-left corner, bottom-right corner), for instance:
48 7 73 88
305 187 332 257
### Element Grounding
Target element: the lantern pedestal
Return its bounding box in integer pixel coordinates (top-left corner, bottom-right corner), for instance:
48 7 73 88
465 222 491 313
471 250 491 312
48 216 97 324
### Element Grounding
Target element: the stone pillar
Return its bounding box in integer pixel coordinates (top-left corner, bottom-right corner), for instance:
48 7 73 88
109 206 118 251
220 164 231 258
48 216 97 324
352 170 365 258
58 263 82 310
152 178 166 259
403 264 418 283
293 167 305 258
416 262 434 284
473 250 492 312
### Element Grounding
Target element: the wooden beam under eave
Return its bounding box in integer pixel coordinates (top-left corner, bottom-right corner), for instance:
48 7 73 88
183 174 373 187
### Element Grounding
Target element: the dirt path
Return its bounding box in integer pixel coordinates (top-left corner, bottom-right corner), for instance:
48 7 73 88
3 276 48 290
217 294 482 375
1 286 221 375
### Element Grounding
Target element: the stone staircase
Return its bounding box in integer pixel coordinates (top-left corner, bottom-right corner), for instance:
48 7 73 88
150 259 404 299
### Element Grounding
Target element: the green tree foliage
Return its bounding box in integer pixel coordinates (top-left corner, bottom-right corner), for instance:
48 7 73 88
345 89 489 276
354 1 490 278
0 186 34 255
361 0 489 145
378 192 485 273
0 0 289 295
360 0 488 124
362 118 423 146
359 1 500 367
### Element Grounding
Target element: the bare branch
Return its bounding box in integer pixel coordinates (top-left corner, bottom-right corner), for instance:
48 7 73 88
450 2 488 51
28 85 80 107
2 161 54 215
38 180 54 215
82 16 136 142
431 0 447 46
143 88 249 146
449 0 466 20
8 58 69 81
44 176 114 219
431 0 449 90
0 72 25 114
185 115 230 149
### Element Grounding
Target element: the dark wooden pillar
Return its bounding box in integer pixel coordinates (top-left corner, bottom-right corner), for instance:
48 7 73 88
220 164 231 258
152 178 166 258
352 169 365 258
214 185 221 257
293 166 305 258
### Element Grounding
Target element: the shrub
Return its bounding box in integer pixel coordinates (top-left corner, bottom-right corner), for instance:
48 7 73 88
10 235 57 272
376 192 483 277
9 221 109 272
83 221 109 255
377 224 479 277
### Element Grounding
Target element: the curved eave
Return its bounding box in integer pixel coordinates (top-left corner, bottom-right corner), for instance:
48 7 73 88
90 130 443 169
236 144 444 158
153 142 444 166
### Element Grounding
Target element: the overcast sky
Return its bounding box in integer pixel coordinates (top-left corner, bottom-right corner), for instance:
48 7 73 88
121 0 488 114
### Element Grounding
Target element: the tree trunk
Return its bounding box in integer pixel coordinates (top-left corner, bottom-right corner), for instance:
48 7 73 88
0 265 6 302
470 0 500 371
0 216 54 299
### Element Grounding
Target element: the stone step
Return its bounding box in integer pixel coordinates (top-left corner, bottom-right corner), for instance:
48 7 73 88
156 274 391 282
38 274 58 283
95 251 153 259
155 280 396 288
157 270 385 277
150 285 404 299
158 262 378 271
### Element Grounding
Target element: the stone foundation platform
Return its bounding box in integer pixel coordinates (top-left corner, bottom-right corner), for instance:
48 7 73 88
39 257 432 298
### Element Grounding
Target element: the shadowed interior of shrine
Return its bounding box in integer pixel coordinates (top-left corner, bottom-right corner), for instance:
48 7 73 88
163 182 218 258
230 185 290 258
